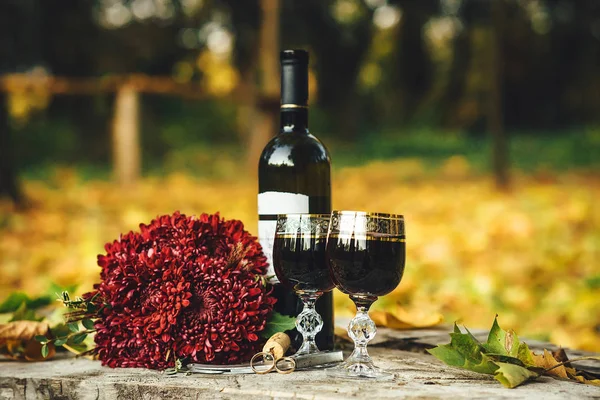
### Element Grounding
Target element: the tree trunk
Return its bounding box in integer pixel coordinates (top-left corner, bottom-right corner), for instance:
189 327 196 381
0 0 34 207
439 0 476 128
0 93 23 205
112 83 141 187
293 0 373 139
391 0 436 122
246 0 280 175
488 0 509 190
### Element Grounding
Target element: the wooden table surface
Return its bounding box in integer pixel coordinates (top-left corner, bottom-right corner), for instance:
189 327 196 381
1 327 599 400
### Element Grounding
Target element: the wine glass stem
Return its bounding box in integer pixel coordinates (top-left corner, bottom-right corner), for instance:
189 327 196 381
347 305 376 364
296 295 323 355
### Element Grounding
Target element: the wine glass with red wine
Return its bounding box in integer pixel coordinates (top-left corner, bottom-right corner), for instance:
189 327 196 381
326 211 406 379
272 214 335 355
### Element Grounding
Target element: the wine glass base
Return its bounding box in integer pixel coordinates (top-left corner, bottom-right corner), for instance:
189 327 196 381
326 360 394 380
293 341 320 357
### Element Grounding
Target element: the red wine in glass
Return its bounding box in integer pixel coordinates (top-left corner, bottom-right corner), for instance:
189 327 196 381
272 213 334 355
326 211 406 380
273 234 335 294
327 234 405 297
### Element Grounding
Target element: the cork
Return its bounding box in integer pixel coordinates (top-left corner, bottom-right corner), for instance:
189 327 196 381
263 332 291 360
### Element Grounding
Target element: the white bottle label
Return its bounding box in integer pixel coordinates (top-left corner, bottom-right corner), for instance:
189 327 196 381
258 191 310 282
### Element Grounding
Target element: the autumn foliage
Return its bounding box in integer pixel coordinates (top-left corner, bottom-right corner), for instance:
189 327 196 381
0 160 598 352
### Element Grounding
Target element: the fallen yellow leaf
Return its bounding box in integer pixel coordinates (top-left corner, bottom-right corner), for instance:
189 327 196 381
569 371 600 386
532 349 569 379
334 326 351 342
2 165 600 353
0 320 55 361
0 320 49 343
370 304 444 330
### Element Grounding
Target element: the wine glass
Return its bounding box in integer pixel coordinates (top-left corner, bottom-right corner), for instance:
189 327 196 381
326 211 406 379
272 213 335 355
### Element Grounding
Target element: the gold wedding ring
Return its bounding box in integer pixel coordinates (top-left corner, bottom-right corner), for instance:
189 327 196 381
274 356 296 374
250 352 275 374
250 352 296 374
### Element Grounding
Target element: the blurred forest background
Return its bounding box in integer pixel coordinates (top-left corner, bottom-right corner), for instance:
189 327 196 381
0 0 599 351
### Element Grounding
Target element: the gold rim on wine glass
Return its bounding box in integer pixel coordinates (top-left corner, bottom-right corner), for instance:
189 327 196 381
331 210 404 220
276 213 331 219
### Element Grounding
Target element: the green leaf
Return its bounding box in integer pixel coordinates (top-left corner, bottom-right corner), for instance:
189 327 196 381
449 331 486 361
486 353 526 366
428 326 498 375
0 292 53 313
427 335 498 374
62 342 89 354
9 302 43 322
468 353 500 375
428 322 503 375
428 317 547 389
26 295 53 310
494 362 540 388
484 316 513 355
82 319 95 330
54 337 67 346
86 303 97 313
516 342 535 367
68 322 79 333
453 323 461 334
483 316 535 367
34 335 48 343
46 282 78 299
428 323 481 365
585 275 600 289
463 326 484 345
260 312 296 339
428 343 467 367
0 293 29 313
41 344 49 358
72 333 88 344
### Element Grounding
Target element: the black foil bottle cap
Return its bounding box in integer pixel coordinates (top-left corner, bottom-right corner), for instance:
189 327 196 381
280 49 309 107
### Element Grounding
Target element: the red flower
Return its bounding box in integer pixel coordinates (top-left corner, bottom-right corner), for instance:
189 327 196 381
88 212 275 369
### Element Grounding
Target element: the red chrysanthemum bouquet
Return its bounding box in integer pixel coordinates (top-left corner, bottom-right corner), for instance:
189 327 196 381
39 212 291 369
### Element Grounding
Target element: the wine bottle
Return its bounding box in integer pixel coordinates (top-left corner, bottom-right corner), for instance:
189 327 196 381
258 49 334 351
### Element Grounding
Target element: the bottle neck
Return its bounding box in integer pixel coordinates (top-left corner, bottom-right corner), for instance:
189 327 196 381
280 108 309 133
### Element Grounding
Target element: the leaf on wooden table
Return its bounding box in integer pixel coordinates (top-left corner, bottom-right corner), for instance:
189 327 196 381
532 349 569 379
568 370 600 386
370 304 444 330
0 320 49 343
428 316 600 388
494 362 540 388
533 348 600 385
0 320 55 361
428 323 498 374
483 316 535 367
428 322 538 388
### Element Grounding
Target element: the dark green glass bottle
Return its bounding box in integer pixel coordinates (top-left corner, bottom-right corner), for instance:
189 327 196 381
258 49 334 351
